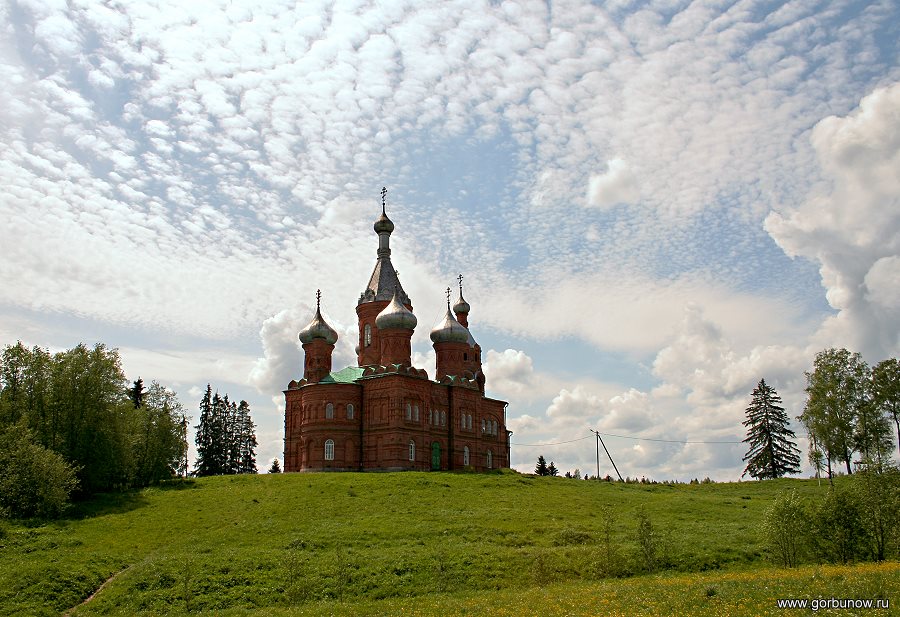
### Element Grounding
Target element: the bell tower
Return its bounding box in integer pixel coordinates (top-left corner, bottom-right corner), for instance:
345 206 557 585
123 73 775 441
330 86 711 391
356 188 413 366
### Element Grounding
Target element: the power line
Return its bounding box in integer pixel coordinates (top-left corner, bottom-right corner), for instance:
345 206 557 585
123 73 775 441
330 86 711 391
510 436 593 447
597 431 742 444
511 433 742 446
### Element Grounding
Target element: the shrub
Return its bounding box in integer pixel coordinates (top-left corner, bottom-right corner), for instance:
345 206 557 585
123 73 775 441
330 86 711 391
635 506 657 572
853 464 900 561
762 490 807 567
810 486 865 563
0 425 79 519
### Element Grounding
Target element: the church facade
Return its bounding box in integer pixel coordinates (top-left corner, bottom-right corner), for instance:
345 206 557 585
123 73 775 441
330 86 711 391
283 197 510 472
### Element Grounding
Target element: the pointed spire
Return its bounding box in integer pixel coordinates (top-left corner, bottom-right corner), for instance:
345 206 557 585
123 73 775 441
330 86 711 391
361 186 409 305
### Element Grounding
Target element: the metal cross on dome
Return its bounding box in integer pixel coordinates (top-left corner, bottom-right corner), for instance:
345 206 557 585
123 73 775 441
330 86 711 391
446 286 452 308
381 186 387 214
457 273 464 293
316 289 321 310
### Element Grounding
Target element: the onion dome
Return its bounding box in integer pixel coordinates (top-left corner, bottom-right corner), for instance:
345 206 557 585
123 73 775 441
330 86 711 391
453 292 470 315
430 308 470 344
374 188 395 233
375 288 417 331
298 291 338 345
374 212 394 234
453 275 470 314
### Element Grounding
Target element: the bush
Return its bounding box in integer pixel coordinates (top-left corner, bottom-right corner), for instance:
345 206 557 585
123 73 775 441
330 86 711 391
853 464 900 561
810 486 865 563
0 425 79 519
763 490 807 567
635 506 657 572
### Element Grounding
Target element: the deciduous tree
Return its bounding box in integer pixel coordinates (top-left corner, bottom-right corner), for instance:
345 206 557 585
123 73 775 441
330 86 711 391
800 349 868 475
872 358 900 453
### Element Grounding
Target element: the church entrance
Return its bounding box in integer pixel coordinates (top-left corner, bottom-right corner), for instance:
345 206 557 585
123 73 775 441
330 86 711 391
431 442 441 470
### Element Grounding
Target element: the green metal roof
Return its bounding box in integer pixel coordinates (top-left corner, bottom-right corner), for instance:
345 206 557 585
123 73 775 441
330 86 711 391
318 366 365 384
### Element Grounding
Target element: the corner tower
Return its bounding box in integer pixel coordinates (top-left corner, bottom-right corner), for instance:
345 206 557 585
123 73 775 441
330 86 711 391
298 290 338 384
356 188 413 366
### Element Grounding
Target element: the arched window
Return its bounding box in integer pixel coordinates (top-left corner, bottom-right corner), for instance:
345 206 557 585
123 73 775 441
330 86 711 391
441 411 446 426
487 449 493 469
463 446 470 466
364 324 372 347
494 420 498 435
492 420 498 435
409 440 416 461
346 404 354 420
430 409 434 425
461 414 465 430
414 405 419 421
325 403 334 419
406 402 412 420
481 418 486 433
324 439 334 461
467 415 472 430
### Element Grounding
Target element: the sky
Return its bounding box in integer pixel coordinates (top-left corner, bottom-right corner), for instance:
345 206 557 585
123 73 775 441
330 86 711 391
1 0 898 480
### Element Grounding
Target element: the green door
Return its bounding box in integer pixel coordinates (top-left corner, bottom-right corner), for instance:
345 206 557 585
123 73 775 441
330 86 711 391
431 442 441 471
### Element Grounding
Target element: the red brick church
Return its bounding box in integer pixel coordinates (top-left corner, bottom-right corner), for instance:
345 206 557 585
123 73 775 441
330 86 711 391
283 193 510 472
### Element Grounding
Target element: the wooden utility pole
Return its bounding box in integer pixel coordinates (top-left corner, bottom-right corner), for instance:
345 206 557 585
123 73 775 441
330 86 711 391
591 429 624 482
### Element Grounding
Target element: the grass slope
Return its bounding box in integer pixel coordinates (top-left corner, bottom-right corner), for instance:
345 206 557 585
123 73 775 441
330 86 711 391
0 471 888 615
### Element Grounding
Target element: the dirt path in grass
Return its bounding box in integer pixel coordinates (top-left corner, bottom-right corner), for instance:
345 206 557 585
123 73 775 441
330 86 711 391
63 565 130 616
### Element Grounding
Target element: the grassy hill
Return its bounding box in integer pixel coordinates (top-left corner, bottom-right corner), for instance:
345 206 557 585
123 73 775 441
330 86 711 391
1 471 896 615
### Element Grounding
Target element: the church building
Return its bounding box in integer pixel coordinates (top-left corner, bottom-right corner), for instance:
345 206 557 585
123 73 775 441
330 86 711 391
283 192 509 472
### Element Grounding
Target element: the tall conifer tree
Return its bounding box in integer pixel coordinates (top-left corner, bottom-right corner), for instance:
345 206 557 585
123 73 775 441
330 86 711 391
742 379 801 479
193 385 216 476
535 455 549 476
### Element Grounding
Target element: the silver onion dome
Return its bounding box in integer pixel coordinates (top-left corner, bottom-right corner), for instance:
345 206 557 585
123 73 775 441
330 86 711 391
375 288 417 331
299 291 339 345
453 292 470 315
430 308 470 344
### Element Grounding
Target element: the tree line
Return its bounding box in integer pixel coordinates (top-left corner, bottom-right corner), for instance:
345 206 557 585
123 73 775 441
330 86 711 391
194 384 257 476
742 348 898 481
0 341 258 519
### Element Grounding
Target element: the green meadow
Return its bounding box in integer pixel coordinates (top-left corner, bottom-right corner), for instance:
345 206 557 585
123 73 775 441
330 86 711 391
1 471 896 616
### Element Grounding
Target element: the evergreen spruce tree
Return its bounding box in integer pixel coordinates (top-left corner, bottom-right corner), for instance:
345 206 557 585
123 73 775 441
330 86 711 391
535 455 549 476
130 377 145 409
742 378 801 479
193 385 216 476
268 458 281 473
548 461 559 477
222 395 240 474
211 392 227 475
237 400 257 474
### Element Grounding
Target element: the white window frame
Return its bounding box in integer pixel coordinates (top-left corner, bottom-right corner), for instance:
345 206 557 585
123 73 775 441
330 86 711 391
324 439 334 461
364 323 372 347
463 446 470 466
487 449 493 469
325 402 334 419
409 440 416 461
406 402 412 420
